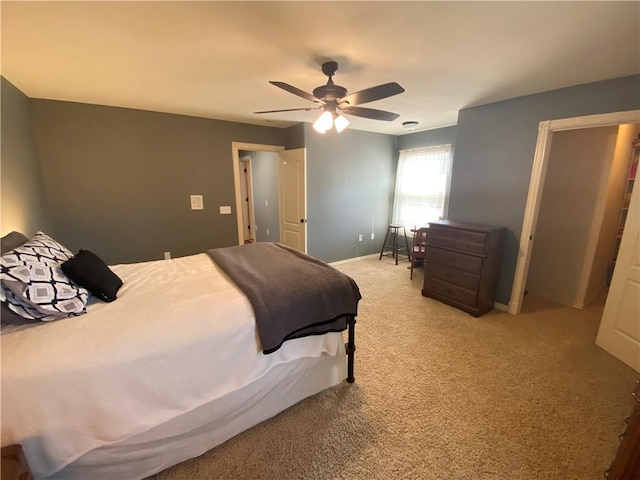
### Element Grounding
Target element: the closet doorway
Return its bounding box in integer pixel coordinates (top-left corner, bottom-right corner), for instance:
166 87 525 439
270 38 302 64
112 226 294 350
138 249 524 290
525 124 638 309
509 111 640 372
510 110 640 315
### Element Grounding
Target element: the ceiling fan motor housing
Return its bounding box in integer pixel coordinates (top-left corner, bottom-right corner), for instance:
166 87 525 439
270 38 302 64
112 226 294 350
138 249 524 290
314 61 348 103
313 84 348 103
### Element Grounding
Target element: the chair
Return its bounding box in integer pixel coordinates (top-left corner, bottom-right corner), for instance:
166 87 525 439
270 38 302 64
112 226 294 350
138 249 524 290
410 227 429 279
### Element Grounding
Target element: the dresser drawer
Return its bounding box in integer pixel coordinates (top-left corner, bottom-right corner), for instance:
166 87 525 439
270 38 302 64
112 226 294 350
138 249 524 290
428 225 455 238
427 263 480 291
455 238 486 254
456 230 487 244
428 235 455 249
428 228 487 254
455 231 487 254
425 247 483 274
424 277 478 307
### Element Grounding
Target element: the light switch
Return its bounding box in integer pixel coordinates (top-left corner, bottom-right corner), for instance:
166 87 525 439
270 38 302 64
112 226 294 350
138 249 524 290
219 205 232 215
190 195 204 210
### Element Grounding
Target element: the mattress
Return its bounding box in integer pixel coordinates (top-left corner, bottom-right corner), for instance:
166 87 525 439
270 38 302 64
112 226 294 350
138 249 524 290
1 253 345 479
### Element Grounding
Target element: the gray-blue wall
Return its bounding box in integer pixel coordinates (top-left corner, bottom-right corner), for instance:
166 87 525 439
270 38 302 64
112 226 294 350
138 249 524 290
0 77 54 237
250 151 280 243
451 75 640 304
28 99 288 264
304 124 397 262
3 83 397 266
397 125 457 151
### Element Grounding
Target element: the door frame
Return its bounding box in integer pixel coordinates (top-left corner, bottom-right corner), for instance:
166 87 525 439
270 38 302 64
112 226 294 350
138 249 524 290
508 110 640 315
231 142 284 245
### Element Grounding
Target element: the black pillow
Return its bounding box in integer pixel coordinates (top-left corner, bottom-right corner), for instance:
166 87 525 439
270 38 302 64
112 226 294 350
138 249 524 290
62 250 123 302
1 231 30 254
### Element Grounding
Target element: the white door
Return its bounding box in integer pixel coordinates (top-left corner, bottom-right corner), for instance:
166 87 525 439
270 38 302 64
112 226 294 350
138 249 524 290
596 176 640 372
278 148 306 252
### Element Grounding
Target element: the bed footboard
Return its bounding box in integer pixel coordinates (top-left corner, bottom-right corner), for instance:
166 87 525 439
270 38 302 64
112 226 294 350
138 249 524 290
346 316 356 383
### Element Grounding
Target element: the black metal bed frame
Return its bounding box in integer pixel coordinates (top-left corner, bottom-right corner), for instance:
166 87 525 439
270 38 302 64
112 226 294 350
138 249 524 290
345 316 356 383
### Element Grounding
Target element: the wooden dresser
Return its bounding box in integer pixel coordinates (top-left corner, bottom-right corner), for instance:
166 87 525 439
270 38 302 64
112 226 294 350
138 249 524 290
422 220 506 317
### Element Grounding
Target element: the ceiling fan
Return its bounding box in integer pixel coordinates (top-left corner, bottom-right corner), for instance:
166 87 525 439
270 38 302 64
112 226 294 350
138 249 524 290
254 61 405 134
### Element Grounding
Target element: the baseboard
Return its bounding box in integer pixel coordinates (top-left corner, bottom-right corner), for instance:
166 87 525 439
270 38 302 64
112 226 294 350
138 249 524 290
329 253 379 266
494 302 509 312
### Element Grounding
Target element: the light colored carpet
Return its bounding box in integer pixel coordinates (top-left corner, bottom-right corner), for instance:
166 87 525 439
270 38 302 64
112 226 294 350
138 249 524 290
149 256 638 480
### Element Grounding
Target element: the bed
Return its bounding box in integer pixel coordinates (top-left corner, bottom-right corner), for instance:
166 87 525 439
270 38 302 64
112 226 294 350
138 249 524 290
1 233 360 480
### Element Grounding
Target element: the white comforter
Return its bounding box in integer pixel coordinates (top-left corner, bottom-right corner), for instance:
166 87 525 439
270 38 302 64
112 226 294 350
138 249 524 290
1 253 343 478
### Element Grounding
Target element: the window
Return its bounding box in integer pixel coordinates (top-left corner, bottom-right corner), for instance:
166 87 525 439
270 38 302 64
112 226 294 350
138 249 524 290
392 145 453 230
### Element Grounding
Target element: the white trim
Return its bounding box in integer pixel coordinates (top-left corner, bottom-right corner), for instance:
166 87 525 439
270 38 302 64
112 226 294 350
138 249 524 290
508 121 553 315
508 110 640 315
329 253 379 266
547 111 640 132
493 302 509 312
231 142 284 245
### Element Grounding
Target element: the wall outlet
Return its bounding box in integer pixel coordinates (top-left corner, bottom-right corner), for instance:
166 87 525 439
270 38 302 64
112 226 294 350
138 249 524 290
358 235 363 242
265 200 268 207
190 195 203 210
266 228 270 236
371 233 375 240
164 251 171 260
219 205 232 214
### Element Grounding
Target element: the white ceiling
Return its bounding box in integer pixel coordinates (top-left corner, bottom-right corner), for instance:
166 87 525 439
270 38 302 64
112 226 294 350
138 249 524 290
2 1 639 136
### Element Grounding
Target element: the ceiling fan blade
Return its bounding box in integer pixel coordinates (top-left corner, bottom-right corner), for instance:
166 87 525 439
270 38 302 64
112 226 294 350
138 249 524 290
269 81 325 104
339 106 400 122
254 106 321 114
339 82 405 106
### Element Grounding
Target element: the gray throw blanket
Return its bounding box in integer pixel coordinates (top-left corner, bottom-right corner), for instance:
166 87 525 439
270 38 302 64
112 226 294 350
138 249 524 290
208 243 361 354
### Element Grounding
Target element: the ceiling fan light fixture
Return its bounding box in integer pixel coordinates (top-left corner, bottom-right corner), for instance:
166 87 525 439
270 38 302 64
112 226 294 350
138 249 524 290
334 114 350 133
313 110 333 134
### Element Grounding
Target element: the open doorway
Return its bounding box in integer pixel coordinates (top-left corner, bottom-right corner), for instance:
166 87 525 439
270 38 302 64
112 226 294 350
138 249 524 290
509 110 640 315
524 124 638 309
231 142 308 252
238 149 281 244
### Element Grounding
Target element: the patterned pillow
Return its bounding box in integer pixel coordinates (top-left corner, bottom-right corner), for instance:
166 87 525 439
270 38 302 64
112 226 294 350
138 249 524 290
1 231 29 255
2 231 74 267
1 232 89 321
